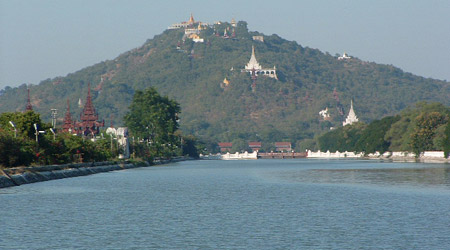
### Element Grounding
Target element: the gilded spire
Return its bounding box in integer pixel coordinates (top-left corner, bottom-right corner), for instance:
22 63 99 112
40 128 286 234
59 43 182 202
189 13 195 24
231 18 237 27
223 77 230 86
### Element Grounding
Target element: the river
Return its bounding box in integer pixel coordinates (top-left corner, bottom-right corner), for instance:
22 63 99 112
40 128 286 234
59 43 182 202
1 159 450 249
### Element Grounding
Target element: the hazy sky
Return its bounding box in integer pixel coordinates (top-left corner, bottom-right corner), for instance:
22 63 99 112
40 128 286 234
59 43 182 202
1 0 449 90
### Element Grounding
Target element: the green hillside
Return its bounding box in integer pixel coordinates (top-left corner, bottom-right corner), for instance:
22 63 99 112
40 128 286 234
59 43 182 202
1 20 449 147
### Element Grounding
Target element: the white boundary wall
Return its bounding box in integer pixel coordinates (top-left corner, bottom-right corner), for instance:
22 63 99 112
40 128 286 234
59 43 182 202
221 151 258 160
307 150 364 158
308 150 449 160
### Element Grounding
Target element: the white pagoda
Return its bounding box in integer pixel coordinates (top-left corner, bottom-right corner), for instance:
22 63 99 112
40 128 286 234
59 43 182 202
242 45 277 79
343 100 359 126
338 52 351 60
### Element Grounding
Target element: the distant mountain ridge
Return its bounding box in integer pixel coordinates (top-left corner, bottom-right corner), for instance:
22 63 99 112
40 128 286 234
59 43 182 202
0 19 449 146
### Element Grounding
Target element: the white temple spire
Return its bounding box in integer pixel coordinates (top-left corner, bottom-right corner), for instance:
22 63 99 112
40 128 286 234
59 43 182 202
245 45 262 70
343 100 359 126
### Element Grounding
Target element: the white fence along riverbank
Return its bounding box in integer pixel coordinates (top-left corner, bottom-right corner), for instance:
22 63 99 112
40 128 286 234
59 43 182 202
306 150 449 162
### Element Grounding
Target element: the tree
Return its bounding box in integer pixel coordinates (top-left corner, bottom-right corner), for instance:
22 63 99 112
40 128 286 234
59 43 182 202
317 122 366 152
231 138 249 153
296 138 317 152
181 134 200 158
410 112 448 156
124 87 180 157
0 111 49 139
355 116 400 153
0 131 34 167
443 122 450 158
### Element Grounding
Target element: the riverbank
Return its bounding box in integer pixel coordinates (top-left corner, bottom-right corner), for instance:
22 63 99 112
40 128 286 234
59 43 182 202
0 157 193 189
307 150 450 163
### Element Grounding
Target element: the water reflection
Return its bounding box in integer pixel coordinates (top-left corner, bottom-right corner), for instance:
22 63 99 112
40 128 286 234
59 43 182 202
275 165 450 190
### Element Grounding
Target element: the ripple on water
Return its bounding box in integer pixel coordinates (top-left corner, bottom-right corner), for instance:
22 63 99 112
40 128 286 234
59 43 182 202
1 159 450 249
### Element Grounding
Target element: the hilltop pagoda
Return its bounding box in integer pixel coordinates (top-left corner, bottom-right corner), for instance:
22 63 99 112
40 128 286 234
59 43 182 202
75 83 104 136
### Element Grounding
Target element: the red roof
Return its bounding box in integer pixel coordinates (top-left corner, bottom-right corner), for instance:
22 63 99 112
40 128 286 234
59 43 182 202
218 142 232 147
248 142 262 147
275 142 291 147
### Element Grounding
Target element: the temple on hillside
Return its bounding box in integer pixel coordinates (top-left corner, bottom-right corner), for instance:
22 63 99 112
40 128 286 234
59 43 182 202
231 18 237 27
169 14 208 43
188 33 204 43
220 77 230 89
319 107 331 121
62 99 76 133
168 14 208 31
343 100 359 126
338 52 351 60
168 14 196 29
25 88 33 112
242 46 277 80
74 83 104 136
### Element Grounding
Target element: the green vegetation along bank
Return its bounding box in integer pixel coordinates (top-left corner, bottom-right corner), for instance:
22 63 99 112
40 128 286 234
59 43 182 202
316 102 450 157
0 87 199 169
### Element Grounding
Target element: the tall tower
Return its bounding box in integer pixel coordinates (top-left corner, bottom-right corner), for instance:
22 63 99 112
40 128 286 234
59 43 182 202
62 99 75 133
25 88 33 112
76 83 104 136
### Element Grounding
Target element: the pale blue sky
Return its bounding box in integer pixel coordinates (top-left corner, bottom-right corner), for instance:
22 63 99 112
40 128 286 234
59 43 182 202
1 0 449 90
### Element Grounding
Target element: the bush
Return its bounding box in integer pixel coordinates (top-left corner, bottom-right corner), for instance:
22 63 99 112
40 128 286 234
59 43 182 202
0 133 34 167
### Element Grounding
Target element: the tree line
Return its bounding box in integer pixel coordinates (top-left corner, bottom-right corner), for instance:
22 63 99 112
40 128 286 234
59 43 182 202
316 102 450 157
0 87 199 168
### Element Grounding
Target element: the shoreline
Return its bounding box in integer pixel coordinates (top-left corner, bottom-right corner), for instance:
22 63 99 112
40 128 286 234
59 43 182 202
0 157 193 189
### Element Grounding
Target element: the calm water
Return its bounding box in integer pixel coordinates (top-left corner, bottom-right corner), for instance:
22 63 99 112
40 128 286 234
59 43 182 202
1 159 450 249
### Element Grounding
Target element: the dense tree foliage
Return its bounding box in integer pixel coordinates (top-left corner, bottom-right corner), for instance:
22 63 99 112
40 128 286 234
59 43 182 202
1 21 449 149
0 131 34 167
317 122 367 152
124 87 181 157
443 123 450 158
355 116 400 153
317 102 450 155
0 111 48 139
410 112 448 155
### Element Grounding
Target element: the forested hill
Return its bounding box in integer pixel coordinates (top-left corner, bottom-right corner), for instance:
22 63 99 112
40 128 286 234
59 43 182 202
1 20 449 146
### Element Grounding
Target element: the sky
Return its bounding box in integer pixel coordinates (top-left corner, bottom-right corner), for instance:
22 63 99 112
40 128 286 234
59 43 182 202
1 0 449 90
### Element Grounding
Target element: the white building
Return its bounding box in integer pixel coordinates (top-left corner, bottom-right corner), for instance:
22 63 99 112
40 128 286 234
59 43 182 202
252 36 264 42
106 127 130 159
319 107 331 120
343 100 359 126
338 52 351 60
242 45 277 79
